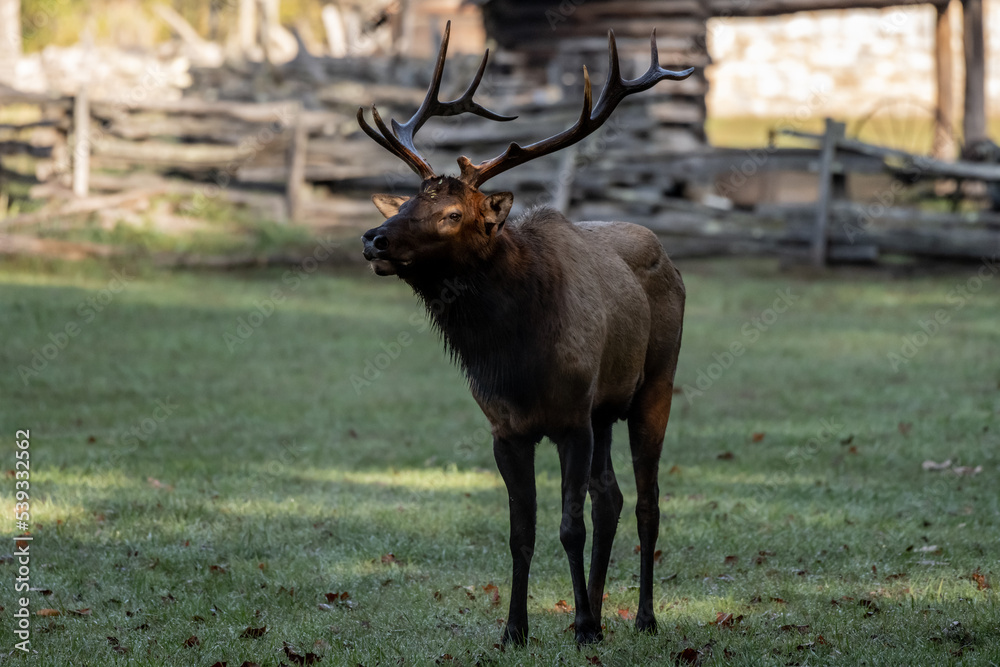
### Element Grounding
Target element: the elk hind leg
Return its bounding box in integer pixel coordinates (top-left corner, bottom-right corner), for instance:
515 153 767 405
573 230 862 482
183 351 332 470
627 376 675 633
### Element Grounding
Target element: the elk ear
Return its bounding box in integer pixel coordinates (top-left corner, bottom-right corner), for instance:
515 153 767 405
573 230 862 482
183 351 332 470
482 192 513 235
371 194 410 219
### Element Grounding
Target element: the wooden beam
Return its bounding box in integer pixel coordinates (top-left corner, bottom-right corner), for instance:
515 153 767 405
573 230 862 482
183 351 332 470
934 1 957 160
961 0 988 147
710 0 949 17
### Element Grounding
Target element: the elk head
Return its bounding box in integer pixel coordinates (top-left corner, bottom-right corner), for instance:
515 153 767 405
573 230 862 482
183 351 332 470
359 21 693 276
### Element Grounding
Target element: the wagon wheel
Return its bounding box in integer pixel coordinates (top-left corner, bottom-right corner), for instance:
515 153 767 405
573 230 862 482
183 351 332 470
851 98 960 203
851 98 956 158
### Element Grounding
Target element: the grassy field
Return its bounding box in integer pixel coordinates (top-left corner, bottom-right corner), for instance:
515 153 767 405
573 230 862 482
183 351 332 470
0 254 998 666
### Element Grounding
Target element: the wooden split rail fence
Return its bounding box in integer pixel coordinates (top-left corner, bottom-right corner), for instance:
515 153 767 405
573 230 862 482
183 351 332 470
3 87 1000 265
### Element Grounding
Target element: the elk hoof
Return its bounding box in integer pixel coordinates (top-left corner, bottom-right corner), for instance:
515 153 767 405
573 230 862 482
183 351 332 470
575 621 603 645
501 624 528 646
635 614 658 634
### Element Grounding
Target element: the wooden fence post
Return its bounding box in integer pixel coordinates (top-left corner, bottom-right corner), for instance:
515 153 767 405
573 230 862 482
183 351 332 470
285 103 308 222
73 87 90 199
812 118 845 268
962 0 987 148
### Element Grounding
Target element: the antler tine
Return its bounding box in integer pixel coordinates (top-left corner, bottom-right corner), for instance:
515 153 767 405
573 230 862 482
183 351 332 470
460 29 695 188
358 20 515 180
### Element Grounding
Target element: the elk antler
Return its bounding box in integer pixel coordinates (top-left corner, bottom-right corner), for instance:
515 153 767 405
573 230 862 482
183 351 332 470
357 20 517 180
457 30 695 188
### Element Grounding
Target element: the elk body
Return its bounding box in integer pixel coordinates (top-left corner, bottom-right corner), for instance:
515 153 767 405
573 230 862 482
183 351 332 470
359 22 691 645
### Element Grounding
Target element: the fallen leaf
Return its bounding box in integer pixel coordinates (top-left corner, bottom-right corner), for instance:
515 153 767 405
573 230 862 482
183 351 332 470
898 422 912 436
970 569 990 590
711 612 742 628
146 477 174 491
770 597 786 604
68 608 91 616
674 647 701 664
381 553 400 565
209 662 227 667
240 625 267 639
922 459 952 471
952 465 982 476
653 549 663 563
796 641 815 650
751 432 765 442
779 624 810 634
724 555 739 566
848 445 859 454
483 583 501 606
554 599 573 613
717 451 735 460
283 642 321 665
668 465 681 475
586 655 603 665
183 635 199 648
36 608 60 617
617 607 635 620
886 573 908 581
210 564 227 574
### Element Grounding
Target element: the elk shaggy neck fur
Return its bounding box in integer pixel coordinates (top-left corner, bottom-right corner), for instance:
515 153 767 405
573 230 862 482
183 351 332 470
401 205 684 442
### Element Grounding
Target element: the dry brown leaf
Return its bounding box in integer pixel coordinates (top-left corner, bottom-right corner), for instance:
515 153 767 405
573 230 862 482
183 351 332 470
36 608 60 617
717 451 735 460
751 432 765 442
674 647 701 664
183 635 200 648
617 607 635 620
147 477 174 491
554 599 573 613
240 625 267 639
724 555 739 566
970 569 990 590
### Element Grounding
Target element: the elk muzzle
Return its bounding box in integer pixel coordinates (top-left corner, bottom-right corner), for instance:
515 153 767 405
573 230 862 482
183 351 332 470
362 226 403 276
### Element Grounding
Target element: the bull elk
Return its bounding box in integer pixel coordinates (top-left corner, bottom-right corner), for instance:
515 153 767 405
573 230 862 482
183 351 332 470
359 22 692 645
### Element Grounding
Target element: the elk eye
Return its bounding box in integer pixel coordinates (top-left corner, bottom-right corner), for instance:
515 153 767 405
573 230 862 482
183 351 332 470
448 212 462 222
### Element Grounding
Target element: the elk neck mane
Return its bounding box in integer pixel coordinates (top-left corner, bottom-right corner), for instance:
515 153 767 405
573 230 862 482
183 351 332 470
405 206 568 407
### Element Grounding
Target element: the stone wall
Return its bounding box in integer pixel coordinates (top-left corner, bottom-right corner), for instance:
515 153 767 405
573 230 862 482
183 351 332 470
706 0 1000 119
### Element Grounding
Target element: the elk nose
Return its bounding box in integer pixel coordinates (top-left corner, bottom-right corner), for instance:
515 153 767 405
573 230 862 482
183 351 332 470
372 235 389 251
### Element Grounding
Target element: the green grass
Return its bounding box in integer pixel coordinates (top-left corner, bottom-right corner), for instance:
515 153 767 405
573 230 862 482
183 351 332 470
0 256 998 666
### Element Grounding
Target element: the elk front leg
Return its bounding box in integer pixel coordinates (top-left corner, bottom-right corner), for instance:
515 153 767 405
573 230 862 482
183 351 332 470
554 426 601 644
493 436 537 646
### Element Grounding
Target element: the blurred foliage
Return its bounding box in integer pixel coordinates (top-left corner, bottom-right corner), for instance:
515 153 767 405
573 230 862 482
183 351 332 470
19 0 329 52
